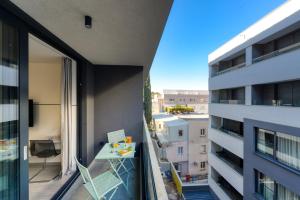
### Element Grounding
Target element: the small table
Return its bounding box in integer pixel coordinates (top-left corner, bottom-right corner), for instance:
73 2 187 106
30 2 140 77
95 142 136 191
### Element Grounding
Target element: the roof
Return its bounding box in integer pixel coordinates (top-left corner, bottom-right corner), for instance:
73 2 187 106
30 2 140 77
152 113 178 121
164 118 188 127
163 89 208 95
177 114 209 120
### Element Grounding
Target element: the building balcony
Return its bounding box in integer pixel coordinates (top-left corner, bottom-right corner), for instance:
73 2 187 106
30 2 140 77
209 103 300 128
252 80 300 107
208 128 243 159
211 87 245 105
62 117 169 200
209 167 243 200
252 27 300 63
210 51 246 77
208 152 243 195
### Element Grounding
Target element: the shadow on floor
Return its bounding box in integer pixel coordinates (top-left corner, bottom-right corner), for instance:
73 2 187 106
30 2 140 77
63 159 139 200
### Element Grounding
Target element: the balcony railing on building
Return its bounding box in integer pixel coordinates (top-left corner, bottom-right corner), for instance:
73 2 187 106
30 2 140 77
211 52 245 77
211 167 243 200
143 117 169 200
252 80 300 107
252 27 300 63
211 116 244 139
211 87 245 105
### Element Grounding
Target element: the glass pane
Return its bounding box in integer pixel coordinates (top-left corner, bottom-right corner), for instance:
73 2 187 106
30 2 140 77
276 132 300 170
256 171 275 200
277 183 300 200
256 128 275 157
0 21 19 200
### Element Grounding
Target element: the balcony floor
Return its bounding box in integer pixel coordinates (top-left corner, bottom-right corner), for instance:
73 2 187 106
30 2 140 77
62 159 139 200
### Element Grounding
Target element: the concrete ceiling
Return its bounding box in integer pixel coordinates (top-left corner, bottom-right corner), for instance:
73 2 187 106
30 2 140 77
10 0 173 77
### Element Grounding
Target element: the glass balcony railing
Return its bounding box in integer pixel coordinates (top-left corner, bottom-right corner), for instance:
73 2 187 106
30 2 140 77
142 116 169 200
253 41 300 63
212 62 246 77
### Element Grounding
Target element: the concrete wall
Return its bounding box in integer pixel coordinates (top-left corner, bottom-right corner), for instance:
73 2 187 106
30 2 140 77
29 61 61 140
185 118 208 176
244 119 300 199
93 66 143 153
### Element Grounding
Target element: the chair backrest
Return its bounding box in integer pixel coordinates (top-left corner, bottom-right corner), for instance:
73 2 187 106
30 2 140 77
107 129 126 143
74 157 100 199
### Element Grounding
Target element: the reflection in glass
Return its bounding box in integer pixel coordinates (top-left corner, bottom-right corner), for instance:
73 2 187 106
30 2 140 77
256 128 275 157
0 20 19 200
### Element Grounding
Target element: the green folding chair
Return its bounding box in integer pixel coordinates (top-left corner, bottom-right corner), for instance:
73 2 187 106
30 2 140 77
74 157 122 200
107 130 135 170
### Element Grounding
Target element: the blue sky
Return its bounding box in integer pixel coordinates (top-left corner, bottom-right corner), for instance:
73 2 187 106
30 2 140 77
150 0 285 92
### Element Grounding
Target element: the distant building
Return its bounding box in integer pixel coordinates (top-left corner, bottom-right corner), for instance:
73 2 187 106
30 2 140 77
153 114 189 176
208 1 300 199
151 92 164 114
163 89 208 114
178 114 209 179
153 113 209 181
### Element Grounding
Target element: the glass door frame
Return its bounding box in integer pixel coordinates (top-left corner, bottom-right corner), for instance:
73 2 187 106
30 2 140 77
0 5 29 200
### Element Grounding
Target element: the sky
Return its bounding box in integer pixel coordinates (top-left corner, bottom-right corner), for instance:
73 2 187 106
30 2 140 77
150 0 286 92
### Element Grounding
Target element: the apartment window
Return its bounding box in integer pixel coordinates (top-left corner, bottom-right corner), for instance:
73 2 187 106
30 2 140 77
256 128 275 157
169 98 175 102
178 146 183 155
200 161 206 169
178 130 183 136
255 170 300 200
256 128 300 171
200 129 206 136
201 145 206 153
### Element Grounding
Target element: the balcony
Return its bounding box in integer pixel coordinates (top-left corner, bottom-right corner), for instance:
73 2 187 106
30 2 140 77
211 116 243 138
211 52 246 77
208 152 243 195
252 80 300 107
210 167 243 200
211 87 245 105
62 117 169 200
214 146 243 175
252 28 300 63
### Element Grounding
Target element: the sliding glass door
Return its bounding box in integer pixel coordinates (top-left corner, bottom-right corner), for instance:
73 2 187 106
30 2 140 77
0 19 20 200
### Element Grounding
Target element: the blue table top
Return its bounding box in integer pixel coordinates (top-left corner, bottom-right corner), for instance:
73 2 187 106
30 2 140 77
95 142 136 160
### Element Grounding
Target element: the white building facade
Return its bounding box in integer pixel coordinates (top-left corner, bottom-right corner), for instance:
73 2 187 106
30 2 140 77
163 90 208 114
208 1 300 200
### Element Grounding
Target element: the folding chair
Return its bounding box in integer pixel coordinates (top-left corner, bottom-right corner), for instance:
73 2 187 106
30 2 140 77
107 130 135 170
74 157 122 200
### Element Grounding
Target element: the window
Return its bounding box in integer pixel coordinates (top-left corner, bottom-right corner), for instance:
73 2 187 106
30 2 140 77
256 128 275 157
169 98 175 102
276 132 300 170
178 146 183 155
255 170 300 200
255 171 275 200
201 145 206 153
158 124 161 129
200 162 206 169
200 129 206 136
178 130 183 136
256 128 300 171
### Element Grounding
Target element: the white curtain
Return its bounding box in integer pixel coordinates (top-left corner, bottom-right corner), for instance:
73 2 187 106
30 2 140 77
276 132 300 170
277 184 300 200
61 57 77 175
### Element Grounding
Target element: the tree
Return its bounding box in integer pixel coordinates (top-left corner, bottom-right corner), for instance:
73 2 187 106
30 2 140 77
144 76 152 125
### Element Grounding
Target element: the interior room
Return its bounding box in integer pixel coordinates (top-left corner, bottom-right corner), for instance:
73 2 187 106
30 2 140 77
28 35 77 200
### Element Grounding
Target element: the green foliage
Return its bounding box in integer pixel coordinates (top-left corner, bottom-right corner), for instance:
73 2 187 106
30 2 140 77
165 105 194 114
144 76 152 125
